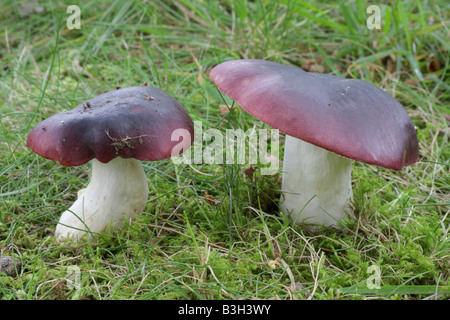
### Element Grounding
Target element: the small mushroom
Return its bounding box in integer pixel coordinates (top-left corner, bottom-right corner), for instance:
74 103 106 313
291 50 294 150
27 86 194 240
210 59 418 227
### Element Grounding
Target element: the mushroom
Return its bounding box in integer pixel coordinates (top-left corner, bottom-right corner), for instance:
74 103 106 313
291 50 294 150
209 59 418 227
27 86 194 240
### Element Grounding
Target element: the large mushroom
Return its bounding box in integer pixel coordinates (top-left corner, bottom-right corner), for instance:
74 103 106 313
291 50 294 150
27 85 194 240
210 59 418 227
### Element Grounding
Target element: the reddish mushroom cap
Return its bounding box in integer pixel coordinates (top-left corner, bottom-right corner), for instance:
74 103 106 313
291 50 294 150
210 59 418 170
27 86 194 166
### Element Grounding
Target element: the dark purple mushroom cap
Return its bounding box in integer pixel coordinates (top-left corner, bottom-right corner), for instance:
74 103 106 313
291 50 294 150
27 86 194 166
210 59 418 171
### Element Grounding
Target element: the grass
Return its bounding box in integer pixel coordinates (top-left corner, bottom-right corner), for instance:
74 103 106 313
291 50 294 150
0 0 449 300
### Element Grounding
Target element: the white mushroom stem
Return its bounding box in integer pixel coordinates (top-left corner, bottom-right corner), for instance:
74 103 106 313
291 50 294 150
55 157 149 240
280 135 353 227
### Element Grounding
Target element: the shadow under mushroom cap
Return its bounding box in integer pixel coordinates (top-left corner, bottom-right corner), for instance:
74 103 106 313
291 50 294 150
27 86 194 167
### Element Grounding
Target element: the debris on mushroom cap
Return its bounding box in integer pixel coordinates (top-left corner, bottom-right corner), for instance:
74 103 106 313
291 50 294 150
26 86 194 167
210 59 419 171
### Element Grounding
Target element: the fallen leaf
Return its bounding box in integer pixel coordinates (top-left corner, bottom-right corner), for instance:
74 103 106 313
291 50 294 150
202 191 221 205
244 165 257 180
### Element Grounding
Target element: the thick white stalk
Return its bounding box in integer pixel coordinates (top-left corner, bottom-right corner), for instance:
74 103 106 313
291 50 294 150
55 157 149 240
280 135 353 227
